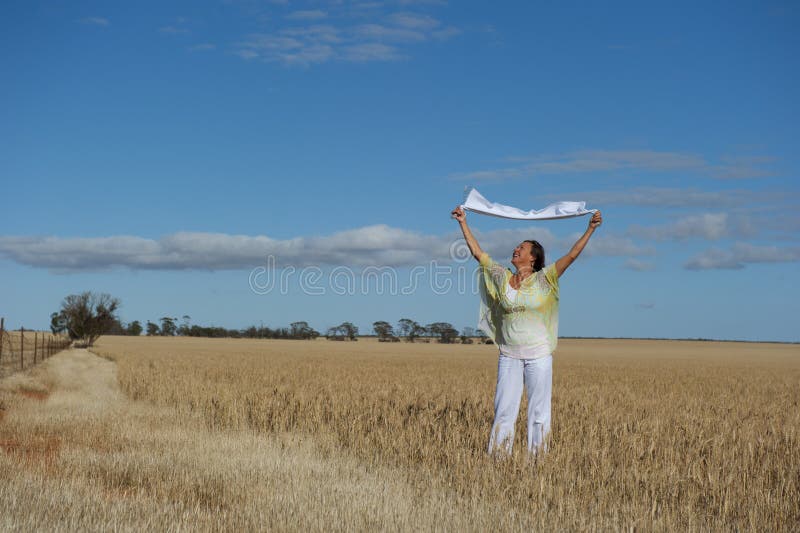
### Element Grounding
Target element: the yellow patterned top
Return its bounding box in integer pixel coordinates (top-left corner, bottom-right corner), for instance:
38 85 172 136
477 252 560 358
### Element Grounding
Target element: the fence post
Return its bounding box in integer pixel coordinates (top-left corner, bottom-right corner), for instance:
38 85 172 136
20 327 25 370
0 317 4 365
34 331 38 364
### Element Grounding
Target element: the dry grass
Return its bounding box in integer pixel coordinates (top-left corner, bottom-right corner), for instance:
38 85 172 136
0 348 504 531
0 330 70 379
2 336 799 530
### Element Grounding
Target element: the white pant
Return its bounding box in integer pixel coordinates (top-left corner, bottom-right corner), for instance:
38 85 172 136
488 355 553 454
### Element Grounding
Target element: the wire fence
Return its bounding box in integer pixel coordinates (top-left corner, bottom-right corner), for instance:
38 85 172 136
0 318 72 379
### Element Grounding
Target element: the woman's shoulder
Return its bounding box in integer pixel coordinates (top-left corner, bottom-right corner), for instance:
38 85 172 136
523 265 557 290
482 255 511 275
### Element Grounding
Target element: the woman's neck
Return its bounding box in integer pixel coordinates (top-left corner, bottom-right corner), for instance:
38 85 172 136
513 267 533 280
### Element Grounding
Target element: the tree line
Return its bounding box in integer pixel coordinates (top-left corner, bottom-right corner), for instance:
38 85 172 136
49 292 489 346
372 320 487 344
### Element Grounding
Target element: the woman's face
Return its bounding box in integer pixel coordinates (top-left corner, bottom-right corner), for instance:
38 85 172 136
511 241 535 270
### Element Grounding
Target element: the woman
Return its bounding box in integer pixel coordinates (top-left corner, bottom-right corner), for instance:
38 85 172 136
451 205 603 454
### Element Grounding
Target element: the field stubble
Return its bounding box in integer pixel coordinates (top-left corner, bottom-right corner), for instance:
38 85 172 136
1 336 798 530
1 348 501 531
98 336 799 530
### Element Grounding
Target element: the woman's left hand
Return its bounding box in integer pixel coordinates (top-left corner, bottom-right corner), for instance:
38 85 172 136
589 211 603 229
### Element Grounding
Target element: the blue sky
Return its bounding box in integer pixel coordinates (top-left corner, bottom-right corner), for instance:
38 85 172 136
1 0 798 342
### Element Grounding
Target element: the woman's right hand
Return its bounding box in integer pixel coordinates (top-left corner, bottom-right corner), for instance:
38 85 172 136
452 205 482 260
451 206 466 223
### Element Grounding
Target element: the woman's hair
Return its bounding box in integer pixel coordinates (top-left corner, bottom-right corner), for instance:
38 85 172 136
524 240 545 272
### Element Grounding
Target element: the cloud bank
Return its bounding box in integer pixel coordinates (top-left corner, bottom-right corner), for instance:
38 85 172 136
685 242 800 270
3 219 793 273
627 213 755 242
450 150 776 182
0 224 651 273
540 187 792 209
233 8 459 65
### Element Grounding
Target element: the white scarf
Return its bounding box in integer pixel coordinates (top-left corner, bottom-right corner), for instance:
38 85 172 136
461 187 596 220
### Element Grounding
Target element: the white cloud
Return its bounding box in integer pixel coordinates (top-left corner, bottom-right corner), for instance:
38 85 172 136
342 42 404 62
282 25 342 43
759 212 800 242
237 34 296 54
389 12 440 30
449 149 776 182
540 187 788 209
0 225 644 273
0 227 433 272
684 242 800 270
231 7 457 65
237 32 338 65
235 49 260 60
282 44 336 65
623 258 656 271
684 248 743 270
714 155 776 179
353 23 426 42
160 17 191 35
732 242 800 262
627 213 734 241
237 26 409 64
79 17 109 26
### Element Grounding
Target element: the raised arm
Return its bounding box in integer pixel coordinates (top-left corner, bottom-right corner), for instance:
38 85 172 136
555 211 603 277
451 206 484 261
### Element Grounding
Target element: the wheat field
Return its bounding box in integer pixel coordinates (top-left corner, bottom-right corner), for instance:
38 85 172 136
1 336 798 531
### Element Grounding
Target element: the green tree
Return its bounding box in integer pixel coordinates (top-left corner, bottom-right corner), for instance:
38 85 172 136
325 326 343 340
106 318 127 335
160 317 177 336
372 321 394 341
127 320 143 336
146 321 160 336
398 318 425 342
54 292 120 347
290 321 319 340
397 318 414 338
326 322 358 341
178 315 191 336
409 321 425 343
340 322 358 340
426 322 459 344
